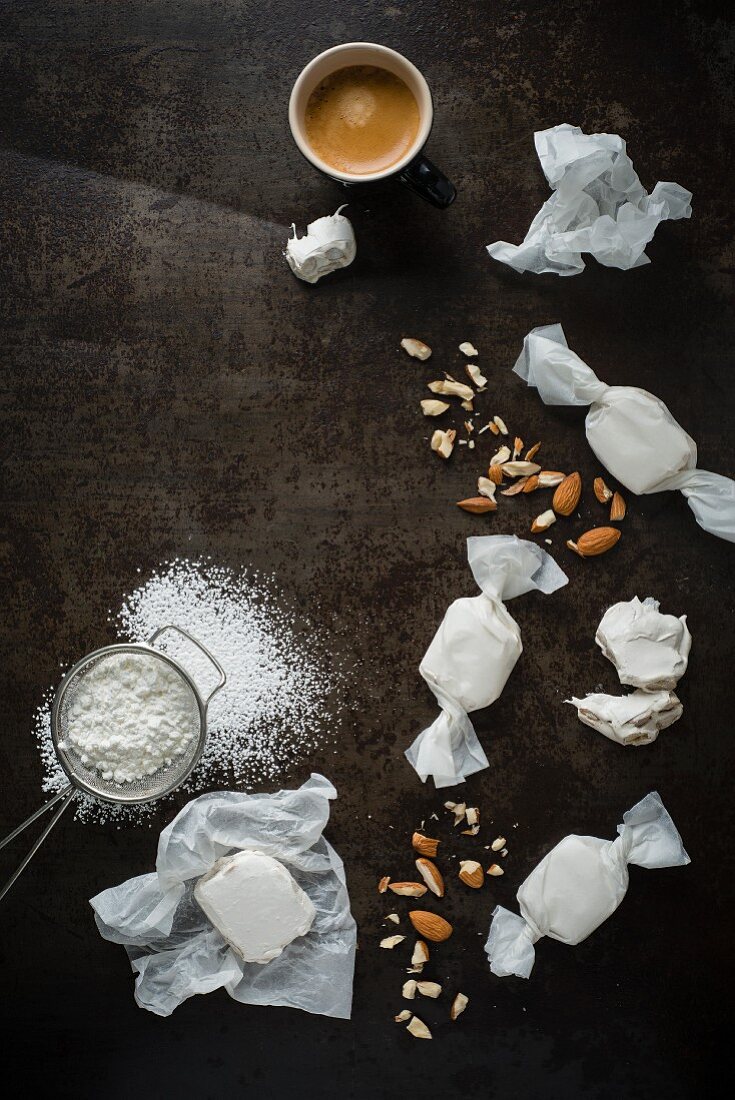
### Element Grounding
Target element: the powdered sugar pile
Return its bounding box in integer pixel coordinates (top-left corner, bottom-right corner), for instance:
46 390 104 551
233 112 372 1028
34 560 344 824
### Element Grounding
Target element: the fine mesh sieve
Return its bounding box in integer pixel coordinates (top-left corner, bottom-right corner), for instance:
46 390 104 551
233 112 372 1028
0 625 226 903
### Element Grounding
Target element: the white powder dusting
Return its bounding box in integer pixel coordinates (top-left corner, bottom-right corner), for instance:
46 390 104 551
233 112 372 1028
34 560 344 824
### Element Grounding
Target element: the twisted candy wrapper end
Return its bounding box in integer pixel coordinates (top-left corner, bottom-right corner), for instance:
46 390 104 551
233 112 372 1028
90 774 356 1019
405 536 567 788
513 325 735 542
485 791 689 979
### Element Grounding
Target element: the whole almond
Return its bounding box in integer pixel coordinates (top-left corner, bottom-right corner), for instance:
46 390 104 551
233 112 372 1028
610 491 626 521
412 832 440 858
458 860 484 889
415 858 445 898
593 476 613 503
457 496 497 514
409 910 453 943
389 882 428 897
567 527 621 558
552 471 582 516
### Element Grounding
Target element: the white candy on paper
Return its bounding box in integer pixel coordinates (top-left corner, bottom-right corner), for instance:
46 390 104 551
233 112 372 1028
485 792 690 979
405 535 568 788
567 689 682 746
513 324 735 542
487 124 692 275
90 775 356 1018
596 596 691 690
285 205 356 284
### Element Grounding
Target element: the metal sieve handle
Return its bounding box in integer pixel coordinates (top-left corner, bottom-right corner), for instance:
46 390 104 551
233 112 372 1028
0 786 75 904
147 625 227 705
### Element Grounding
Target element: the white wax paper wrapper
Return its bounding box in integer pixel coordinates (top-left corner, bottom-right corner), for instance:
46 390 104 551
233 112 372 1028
514 324 735 541
487 124 692 276
567 689 682 746
285 206 356 284
90 774 356 1019
596 596 691 690
485 791 690 978
405 536 568 788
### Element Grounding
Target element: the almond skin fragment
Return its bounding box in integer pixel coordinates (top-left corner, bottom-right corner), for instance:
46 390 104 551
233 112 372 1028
378 876 391 893
501 477 529 497
457 496 497 514
420 399 450 417
594 476 613 503
450 993 469 1020
567 527 621 557
415 858 445 898
525 442 541 462
458 860 484 889
401 337 431 361
610 491 626 521
412 832 440 858
488 421 500 435
389 882 428 897
409 911 453 943
552 471 582 516
513 436 523 459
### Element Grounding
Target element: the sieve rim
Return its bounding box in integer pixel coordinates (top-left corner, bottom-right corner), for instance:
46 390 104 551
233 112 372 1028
50 641 208 805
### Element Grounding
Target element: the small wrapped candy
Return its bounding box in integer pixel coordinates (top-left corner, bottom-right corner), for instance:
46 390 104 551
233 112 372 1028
485 792 690 979
405 535 567 788
566 689 682 746
596 596 691 691
513 325 735 542
285 206 356 284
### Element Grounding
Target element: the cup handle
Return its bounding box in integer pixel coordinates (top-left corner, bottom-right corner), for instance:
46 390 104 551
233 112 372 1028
398 153 456 209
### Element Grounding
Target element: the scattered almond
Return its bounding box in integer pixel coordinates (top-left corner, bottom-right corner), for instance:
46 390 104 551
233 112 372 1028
502 460 541 477
450 993 469 1021
412 832 440 858
428 379 474 401
461 398 474 412
385 913 400 924
378 876 391 894
420 399 450 417
430 428 456 459
402 979 417 999
513 436 523 459
465 362 487 388
477 477 497 502
500 477 529 496
461 824 480 836
493 415 508 435
389 882 428 897
552 471 582 516
415 858 445 897
409 911 453 943
457 496 497 514
380 935 406 949
594 476 613 503
531 509 556 533
488 421 501 435
394 1010 412 1023
406 1015 432 1039
459 341 478 357
486 464 503 485
487 864 504 877
401 338 432 361
491 836 506 852
412 940 430 967
458 860 484 889
522 475 540 493
610 491 626 521
567 527 621 557
525 441 541 462
416 981 442 999
538 471 565 488
450 802 467 825
490 445 511 467
465 807 479 826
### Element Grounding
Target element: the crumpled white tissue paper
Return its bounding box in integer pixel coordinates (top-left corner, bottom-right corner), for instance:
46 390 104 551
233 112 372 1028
487 124 692 275
514 324 735 542
405 535 568 788
285 206 356 284
90 774 356 1019
596 596 691 690
485 791 690 978
567 689 682 746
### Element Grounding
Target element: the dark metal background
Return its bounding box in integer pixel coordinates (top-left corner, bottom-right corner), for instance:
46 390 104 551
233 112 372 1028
0 2 733 1097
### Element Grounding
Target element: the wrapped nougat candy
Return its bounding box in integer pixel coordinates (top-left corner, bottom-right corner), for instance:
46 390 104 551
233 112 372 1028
405 536 567 788
596 596 691 691
513 325 735 542
485 792 690 979
567 689 682 746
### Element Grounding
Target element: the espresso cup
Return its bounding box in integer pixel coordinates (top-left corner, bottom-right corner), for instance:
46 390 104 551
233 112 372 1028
289 43 456 209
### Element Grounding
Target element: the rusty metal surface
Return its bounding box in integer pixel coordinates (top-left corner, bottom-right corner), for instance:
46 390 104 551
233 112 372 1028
0 1 733 1096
